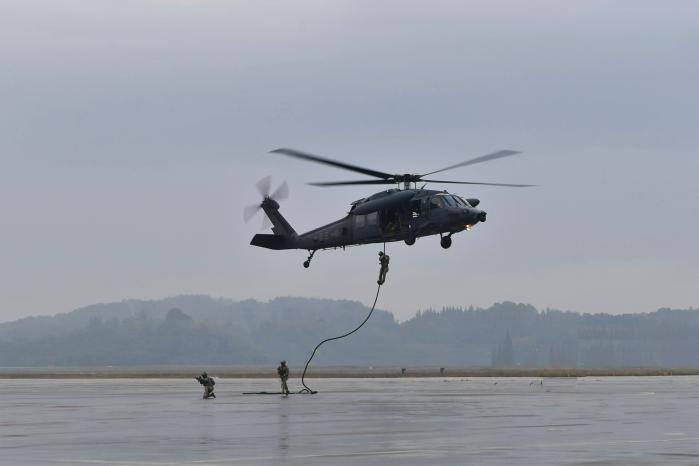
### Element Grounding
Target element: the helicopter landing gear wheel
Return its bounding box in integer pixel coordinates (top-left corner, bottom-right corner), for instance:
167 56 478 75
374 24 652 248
440 235 452 249
303 250 316 269
405 223 416 246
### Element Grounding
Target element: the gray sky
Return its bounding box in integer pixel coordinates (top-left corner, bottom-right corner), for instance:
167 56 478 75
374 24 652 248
1 0 698 322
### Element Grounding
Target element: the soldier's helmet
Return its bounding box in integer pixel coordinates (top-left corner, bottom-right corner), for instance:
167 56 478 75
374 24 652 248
281 360 286 365
201 371 207 378
378 251 384 256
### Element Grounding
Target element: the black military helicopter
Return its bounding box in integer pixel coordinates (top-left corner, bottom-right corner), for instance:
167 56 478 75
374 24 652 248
245 148 533 268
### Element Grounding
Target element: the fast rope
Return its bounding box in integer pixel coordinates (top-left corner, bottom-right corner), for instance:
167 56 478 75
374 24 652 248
298 243 386 394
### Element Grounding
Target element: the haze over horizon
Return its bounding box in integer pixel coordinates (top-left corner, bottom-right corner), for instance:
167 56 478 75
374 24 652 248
3 295 699 368
3 293 697 326
2 1 698 323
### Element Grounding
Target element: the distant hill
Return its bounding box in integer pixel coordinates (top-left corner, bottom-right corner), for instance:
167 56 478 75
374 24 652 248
1 296 698 367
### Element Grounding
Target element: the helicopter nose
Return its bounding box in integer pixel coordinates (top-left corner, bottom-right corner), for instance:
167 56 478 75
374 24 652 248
461 209 486 225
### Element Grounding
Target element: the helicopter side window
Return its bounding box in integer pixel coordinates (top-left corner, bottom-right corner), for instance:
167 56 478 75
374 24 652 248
429 197 444 210
355 213 377 228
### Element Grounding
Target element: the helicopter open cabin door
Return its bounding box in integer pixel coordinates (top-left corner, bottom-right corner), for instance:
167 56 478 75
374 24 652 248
410 199 422 219
353 211 380 243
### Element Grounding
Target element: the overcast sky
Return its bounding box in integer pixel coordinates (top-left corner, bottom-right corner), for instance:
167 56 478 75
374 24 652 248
1 0 698 322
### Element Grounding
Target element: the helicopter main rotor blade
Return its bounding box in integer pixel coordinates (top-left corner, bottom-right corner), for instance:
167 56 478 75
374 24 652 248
307 179 397 187
271 148 393 180
422 150 522 177
421 179 535 187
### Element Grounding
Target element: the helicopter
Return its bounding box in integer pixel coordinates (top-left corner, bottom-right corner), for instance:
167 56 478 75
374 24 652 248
245 148 533 268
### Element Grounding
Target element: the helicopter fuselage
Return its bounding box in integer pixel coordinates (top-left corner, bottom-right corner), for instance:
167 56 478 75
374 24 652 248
246 147 529 267
250 188 486 253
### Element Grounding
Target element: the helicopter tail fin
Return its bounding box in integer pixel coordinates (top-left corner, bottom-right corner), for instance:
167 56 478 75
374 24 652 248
246 177 297 249
260 200 297 238
250 202 298 249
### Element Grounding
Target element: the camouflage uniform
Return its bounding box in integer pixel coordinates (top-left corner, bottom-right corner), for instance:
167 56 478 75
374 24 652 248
377 251 390 285
277 361 290 395
196 372 216 399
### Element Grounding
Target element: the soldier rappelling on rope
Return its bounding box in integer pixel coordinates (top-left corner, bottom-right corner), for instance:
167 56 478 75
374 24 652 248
377 251 390 285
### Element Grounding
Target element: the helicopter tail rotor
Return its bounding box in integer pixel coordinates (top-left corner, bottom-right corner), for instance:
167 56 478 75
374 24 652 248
244 176 289 231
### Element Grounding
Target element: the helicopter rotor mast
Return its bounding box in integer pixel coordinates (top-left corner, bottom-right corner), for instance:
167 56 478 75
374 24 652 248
269 148 534 190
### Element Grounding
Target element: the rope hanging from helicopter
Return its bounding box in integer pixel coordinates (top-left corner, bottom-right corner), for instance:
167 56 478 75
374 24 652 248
298 242 386 394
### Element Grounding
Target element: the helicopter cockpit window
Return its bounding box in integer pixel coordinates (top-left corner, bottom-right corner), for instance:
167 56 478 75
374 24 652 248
429 197 443 209
452 195 469 207
366 212 378 225
441 195 456 207
355 215 366 228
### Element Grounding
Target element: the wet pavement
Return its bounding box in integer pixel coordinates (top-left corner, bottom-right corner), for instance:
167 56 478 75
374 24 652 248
2 376 699 465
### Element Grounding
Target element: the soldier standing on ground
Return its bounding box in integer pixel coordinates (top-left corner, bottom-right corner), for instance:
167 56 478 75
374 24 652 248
277 360 290 396
377 251 390 285
195 371 216 399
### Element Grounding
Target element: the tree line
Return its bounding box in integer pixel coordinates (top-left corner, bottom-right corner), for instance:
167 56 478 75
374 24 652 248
1 296 697 367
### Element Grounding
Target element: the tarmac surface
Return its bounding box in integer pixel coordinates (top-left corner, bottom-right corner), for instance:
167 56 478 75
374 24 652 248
2 376 699 465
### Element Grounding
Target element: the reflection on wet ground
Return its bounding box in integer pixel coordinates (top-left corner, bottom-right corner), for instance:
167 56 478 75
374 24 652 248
2 377 699 465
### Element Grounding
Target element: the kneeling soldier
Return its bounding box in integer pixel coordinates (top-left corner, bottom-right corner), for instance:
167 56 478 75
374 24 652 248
195 371 216 399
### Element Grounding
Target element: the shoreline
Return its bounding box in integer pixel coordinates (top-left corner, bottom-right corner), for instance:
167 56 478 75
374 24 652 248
1 367 698 379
